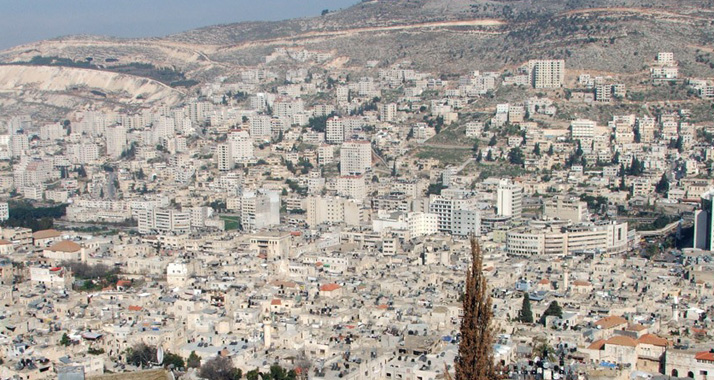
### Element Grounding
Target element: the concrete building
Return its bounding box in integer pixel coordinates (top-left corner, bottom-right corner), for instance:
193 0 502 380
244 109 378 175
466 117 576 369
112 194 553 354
228 129 254 163
249 232 291 260
527 59 565 89
544 196 588 223
217 143 233 171
335 175 367 199
407 212 438 238
304 196 363 227
570 119 596 140
137 208 191 235
241 190 280 231
340 140 372 176
0 201 8 221
694 192 714 250
326 117 344 144
497 179 523 221
506 221 629 256
105 125 127 158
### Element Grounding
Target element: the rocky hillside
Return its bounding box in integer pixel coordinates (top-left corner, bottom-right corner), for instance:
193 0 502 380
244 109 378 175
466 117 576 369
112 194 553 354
0 0 712 105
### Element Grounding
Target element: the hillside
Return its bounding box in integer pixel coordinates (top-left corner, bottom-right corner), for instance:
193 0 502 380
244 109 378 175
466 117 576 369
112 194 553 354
0 0 712 108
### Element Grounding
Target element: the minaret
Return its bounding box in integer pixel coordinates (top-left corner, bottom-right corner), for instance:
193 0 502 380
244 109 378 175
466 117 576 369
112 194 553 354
672 296 679 322
263 316 272 349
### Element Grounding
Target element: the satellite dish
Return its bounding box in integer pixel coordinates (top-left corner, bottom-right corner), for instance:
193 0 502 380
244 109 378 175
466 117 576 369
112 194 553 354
156 347 164 365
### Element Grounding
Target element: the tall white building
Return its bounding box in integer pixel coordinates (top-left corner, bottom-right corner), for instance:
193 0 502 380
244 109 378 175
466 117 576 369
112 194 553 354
335 175 367 199
217 144 233 171
70 144 100 165
250 115 273 138
340 140 372 176
570 119 596 140
9 134 29 158
326 117 344 144
318 144 334 166
694 192 714 251
527 59 565 89
497 179 523 221
228 129 254 163
379 103 397 122
241 190 280 231
303 196 362 227
428 195 480 235
407 212 438 238
0 202 8 221
137 208 191 234
105 125 127 158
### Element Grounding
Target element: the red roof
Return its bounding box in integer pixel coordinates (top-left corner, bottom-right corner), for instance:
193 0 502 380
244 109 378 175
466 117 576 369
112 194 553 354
587 339 606 350
638 334 669 347
595 315 627 329
320 283 341 292
696 352 714 361
271 299 282 306
605 335 638 347
117 280 132 287
128 305 142 311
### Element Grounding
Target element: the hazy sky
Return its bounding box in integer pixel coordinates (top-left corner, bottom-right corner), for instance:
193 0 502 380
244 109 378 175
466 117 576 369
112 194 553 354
0 0 358 50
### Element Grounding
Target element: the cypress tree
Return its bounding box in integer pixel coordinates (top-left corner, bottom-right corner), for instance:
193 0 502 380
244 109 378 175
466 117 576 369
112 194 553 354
451 238 497 380
519 293 534 323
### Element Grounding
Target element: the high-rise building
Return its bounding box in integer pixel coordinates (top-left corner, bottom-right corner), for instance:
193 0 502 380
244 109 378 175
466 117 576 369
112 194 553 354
336 175 367 199
379 103 397 122
497 179 523 221
217 144 233 171
249 115 273 138
527 60 565 89
326 116 344 144
241 190 280 231
570 119 596 141
0 202 8 221
340 140 372 176
694 192 714 250
105 125 127 158
137 208 191 234
9 134 29 158
228 129 254 163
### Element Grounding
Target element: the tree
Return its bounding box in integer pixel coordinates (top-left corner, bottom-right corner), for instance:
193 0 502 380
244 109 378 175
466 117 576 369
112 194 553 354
539 301 563 326
199 356 242 380
488 135 497 146
547 145 554 156
60 333 72 346
426 181 445 196
533 143 541 156
126 343 157 368
508 147 525 166
163 352 185 369
518 293 534 323
451 238 497 380
187 351 201 368
246 369 261 380
611 151 620 164
486 150 494 162
655 173 669 194
628 157 644 176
